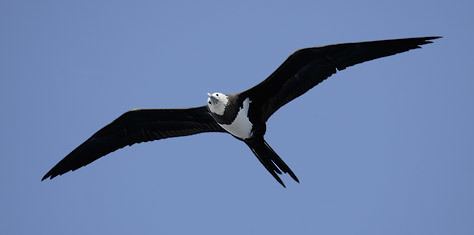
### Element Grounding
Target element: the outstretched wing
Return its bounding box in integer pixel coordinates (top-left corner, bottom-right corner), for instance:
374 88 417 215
244 36 440 120
42 106 224 180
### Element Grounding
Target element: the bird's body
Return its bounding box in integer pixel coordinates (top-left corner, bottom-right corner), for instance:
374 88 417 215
214 96 254 140
42 36 440 187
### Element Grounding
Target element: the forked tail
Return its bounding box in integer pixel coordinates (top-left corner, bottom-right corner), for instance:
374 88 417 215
246 138 299 187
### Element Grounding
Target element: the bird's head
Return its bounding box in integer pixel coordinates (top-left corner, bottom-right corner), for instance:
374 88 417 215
207 92 229 115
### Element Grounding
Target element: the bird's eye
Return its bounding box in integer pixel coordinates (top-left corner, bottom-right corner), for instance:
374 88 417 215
208 101 211 104
216 94 219 96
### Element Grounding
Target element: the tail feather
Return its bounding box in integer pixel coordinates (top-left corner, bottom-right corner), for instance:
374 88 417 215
249 147 286 187
263 141 300 183
247 139 299 187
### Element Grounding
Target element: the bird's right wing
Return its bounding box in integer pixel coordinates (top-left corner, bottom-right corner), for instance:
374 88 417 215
42 106 224 180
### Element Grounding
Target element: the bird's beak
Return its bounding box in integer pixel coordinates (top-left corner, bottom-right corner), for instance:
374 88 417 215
207 93 218 104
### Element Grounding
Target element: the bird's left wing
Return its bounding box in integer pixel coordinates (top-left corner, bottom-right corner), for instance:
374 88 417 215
243 36 440 121
42 106 224 180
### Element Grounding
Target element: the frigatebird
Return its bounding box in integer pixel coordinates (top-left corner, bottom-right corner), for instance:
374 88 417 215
42 36 440 187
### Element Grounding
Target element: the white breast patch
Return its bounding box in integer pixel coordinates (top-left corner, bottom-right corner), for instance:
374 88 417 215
220 98 253 139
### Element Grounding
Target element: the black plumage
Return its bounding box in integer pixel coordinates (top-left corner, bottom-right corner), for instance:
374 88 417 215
42 36 440 186
42 107 224 180
244 37 441 121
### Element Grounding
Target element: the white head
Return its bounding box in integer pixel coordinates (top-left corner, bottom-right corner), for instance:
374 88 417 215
207 92 229 115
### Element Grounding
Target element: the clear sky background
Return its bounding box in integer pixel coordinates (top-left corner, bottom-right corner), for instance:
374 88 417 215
1 0 473 234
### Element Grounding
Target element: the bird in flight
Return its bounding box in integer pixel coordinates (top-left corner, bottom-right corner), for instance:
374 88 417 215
42 36 440 187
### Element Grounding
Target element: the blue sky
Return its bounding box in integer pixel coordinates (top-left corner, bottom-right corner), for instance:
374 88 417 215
1 0 473 234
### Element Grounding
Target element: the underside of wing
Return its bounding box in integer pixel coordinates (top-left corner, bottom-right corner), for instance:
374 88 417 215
42 106 224 180
245 36 441 120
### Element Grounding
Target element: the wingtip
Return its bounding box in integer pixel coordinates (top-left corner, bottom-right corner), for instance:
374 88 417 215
41 169 59 181
41 173 51 181
419 36 442 44
424 36 442 40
